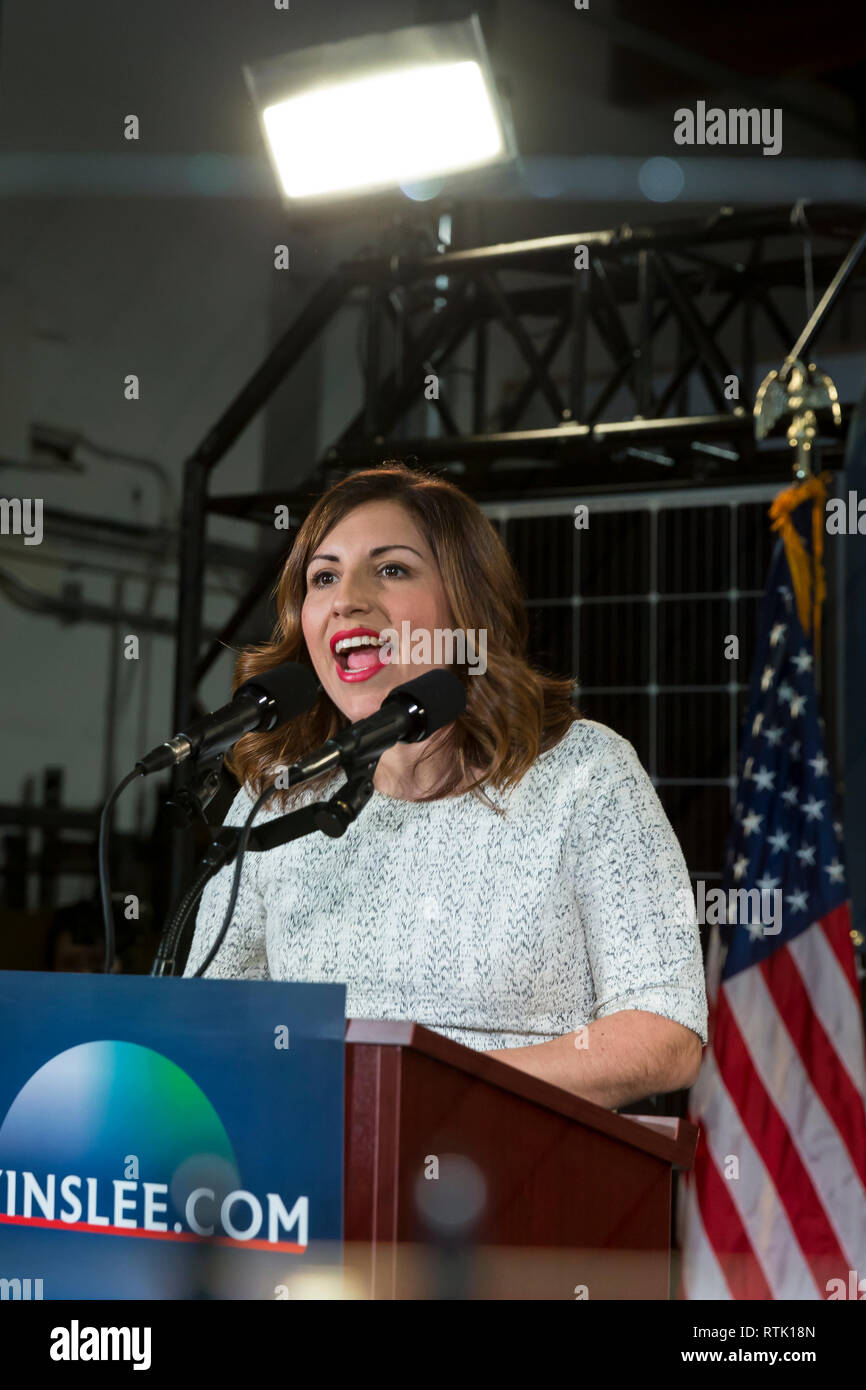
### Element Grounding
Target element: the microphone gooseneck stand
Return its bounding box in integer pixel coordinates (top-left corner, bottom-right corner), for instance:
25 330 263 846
147 670 467 978
149 760 378 978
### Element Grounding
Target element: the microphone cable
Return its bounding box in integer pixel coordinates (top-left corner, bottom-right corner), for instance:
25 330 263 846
98 768 144 974
190 781 278 979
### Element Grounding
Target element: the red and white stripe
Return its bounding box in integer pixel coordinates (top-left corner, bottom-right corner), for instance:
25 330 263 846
678 906 866 1300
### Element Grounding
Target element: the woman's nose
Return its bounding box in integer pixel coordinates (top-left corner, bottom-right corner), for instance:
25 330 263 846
331 582 371 616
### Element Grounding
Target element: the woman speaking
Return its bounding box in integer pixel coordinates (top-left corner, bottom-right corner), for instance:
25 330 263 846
184 461 707 1110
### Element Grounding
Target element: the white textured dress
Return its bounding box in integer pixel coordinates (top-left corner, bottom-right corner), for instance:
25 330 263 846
184 718 708 1052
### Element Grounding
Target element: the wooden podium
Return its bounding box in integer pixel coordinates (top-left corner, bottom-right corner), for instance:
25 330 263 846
344 1019 698 1300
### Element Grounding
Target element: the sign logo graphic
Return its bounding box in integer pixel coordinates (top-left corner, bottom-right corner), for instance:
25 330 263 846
0 1041 307 1251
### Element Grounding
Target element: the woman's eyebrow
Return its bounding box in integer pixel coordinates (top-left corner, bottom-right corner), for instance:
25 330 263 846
307 544 424 566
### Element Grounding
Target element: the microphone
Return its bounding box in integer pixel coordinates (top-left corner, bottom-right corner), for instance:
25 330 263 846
136 662 321 775
289 669 466 784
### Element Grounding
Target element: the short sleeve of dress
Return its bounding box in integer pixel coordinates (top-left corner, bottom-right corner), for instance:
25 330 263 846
569 729 708 1045
182 785 270 981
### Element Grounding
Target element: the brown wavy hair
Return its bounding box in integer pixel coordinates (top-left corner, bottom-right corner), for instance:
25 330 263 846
227 460 581 814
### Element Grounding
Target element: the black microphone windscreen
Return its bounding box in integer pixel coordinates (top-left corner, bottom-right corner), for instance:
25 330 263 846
236 662 321 722
384 669 466 736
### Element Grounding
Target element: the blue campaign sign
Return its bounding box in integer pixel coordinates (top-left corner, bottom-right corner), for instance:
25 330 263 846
0 972 345 1299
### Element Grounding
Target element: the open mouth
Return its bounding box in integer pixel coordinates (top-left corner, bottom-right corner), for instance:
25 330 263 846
331 632 390 681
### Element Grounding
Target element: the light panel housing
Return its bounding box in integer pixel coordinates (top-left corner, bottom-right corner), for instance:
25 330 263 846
244 16 515 204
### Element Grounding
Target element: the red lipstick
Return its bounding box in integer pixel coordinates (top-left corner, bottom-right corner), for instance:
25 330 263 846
329 626 389 683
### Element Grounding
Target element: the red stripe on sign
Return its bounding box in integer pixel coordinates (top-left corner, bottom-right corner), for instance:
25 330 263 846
0 1212 305 1253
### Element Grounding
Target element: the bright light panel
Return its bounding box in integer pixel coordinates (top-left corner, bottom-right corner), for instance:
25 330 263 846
262 60 504 199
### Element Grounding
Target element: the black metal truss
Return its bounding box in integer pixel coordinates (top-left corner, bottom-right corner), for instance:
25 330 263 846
173 203 866 739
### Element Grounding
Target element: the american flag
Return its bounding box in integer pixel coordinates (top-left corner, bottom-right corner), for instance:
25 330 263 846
679 481 866 1300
